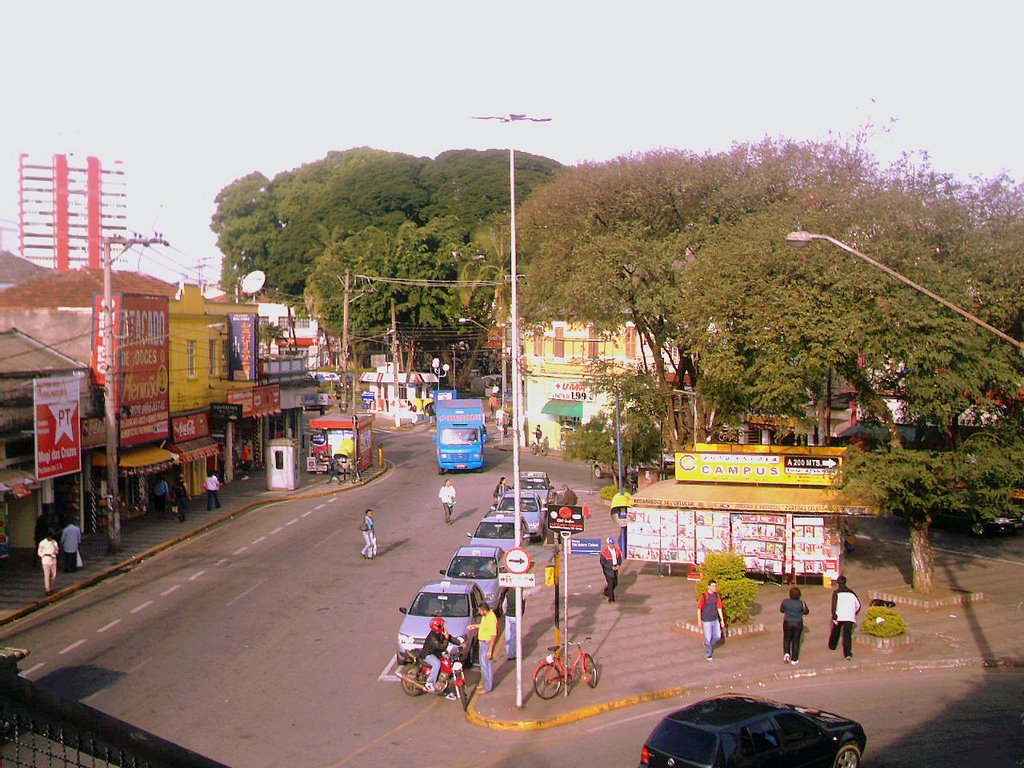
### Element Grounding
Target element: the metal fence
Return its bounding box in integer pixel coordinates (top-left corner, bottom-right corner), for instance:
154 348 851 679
1 649 229 768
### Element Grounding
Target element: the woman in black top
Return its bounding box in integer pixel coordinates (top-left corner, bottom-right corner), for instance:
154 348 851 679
779 586 810 664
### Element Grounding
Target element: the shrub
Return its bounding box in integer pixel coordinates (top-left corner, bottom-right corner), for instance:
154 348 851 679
861 606 908 637
695 552 761 624
599 484 618 501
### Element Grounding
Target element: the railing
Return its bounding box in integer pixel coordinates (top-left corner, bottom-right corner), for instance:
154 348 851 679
1 649 229 768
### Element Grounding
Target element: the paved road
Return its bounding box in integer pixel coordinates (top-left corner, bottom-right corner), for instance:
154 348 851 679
0 428 588 767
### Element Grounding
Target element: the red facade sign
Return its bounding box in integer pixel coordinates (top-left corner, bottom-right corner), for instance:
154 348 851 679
172 412 210 443
34 377 82 480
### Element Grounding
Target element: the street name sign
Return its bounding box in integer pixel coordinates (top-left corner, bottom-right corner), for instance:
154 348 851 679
498 573 536 588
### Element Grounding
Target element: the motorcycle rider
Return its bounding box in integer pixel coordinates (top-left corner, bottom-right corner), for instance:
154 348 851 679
419 617 462 695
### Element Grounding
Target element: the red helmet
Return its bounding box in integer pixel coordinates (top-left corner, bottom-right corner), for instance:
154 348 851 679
429 617 446 633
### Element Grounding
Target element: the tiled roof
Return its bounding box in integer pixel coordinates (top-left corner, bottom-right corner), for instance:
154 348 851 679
0 251 49 286
0 268 177 308
0 329 87 375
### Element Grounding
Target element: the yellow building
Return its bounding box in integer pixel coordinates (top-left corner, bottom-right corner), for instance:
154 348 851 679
167 285 258 494
522 322 644 450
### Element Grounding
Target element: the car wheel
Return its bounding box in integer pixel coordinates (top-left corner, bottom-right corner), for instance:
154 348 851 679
832 744 861 768
970 521 986 537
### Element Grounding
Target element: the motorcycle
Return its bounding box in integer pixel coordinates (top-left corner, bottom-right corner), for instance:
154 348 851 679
398 640 469 711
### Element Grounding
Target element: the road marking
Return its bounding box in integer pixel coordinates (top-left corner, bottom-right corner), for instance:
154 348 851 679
270 526 284 534
251 536 266 545
326 695 438 768
378 656 400 681
226 579 266 607
286 518 298 526
301 510 315 518
126 658 151 674
314 503 326 510
215 558 230 566
97 619 121 633
59 639 86 655
189 570 206 581
160 585 181 596
19 662 45 677
130 600 154 614
232 546 248 555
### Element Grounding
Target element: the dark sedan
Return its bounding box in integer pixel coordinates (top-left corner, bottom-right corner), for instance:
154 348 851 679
639 694 866 768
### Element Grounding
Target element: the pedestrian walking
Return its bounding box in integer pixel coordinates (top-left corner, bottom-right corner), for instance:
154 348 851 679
492 476 509 504
498 587 525 660
152 476 169 516
469 603 497 695
780 586 810 664
439 479 456 525
533 424 542 447
697 579 726 660
37 531 59 595
599 537 623 602
173 476 190 522
360 508 378 559
327 453 341 484
827 575 861 660
59 521 82 573
204 471 222 510
240 440 253 479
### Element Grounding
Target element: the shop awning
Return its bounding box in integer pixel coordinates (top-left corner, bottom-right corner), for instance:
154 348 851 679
92 446 177 477
541 399 583 418
632 479 876 515
168 437 220 463
0 468 39 498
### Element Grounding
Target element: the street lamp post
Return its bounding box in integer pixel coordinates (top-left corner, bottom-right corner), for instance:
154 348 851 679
785 231 1024 352
473 112 550 710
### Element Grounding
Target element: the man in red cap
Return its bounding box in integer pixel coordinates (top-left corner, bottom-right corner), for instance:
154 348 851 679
599 537 623 603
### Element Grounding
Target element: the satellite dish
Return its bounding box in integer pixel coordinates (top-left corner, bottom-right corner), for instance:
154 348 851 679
240 270 266 295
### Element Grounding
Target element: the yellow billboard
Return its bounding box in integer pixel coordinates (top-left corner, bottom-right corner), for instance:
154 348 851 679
674 444 845 487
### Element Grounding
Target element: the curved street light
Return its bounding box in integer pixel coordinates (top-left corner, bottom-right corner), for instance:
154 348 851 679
785 231 1024 352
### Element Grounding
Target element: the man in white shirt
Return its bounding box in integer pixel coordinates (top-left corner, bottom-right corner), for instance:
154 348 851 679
827 575 862 660
438 479 456 525
37 532 60 595
204 472 222 510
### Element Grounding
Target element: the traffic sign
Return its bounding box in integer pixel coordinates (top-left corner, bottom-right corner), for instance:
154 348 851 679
498 573 536 589
547 504 586 533
503 547 532 574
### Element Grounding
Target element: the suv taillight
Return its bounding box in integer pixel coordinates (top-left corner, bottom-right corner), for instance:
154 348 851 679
639 745 651 766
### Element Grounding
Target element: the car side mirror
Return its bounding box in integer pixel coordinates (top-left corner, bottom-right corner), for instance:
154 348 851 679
466 532 472 538
439 569 446 576
399 607 407 614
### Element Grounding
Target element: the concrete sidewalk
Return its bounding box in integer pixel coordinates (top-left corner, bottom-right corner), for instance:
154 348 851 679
466 504 1024 729
0 464 387 626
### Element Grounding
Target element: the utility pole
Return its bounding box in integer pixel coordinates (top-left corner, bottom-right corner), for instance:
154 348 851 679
341 270 352 412
390 298 400 427
102 233 169 553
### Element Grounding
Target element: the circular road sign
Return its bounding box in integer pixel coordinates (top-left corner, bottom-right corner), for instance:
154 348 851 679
503 547 532 575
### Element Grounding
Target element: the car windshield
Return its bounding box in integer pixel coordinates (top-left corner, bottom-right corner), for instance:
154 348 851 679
497 496 539 514
408 592 470 618
440 428 480 446
447 556 498 579
647 721 717 764
474 522 514 539
521 477 548 491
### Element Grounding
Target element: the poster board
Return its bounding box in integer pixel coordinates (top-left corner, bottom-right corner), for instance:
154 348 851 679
732 513 787 574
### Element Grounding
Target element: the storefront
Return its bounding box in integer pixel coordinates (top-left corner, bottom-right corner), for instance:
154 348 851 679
223 384 281 481
168 412 221 497
91 445 177 523
526 377 604 450
628 444 874 581
0 469 41 557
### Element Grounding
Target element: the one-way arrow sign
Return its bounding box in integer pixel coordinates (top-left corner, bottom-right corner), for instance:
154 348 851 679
503 547 533 574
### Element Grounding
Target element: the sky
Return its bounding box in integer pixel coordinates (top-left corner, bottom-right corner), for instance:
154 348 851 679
2 1 1022 286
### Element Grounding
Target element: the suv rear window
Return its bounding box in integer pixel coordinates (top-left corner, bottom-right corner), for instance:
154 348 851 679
409 592 470 618
647 721 716 764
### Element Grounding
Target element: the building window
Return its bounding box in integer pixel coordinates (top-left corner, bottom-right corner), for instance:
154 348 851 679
209 339 218 376
588 338 599 360
277 317 291 331
553 328 564 359
625 327 637 359
187 340 196 378
533 334 544 357
294 317 311 330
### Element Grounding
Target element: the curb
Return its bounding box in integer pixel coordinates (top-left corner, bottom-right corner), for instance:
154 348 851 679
0 463 393 628
463 655 1023 731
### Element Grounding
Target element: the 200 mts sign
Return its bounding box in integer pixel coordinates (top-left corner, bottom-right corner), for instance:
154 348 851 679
503 547 532 574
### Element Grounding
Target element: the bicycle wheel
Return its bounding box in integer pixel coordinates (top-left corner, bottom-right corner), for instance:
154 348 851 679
532 662 564 700
583 653 600 688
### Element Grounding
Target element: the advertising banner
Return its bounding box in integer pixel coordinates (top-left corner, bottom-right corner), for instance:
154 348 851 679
118 295 170 447
172 412 211 443
34 377 82 480
228 313 258 381
673 448 843 487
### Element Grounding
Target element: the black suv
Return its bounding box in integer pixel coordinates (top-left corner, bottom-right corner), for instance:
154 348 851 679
639 694 866 768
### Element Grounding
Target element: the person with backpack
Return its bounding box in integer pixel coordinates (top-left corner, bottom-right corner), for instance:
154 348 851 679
697 579 726 660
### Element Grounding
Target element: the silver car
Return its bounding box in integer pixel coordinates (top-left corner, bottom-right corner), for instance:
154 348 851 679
468 514 527 549
440 545 506 609
396 579 485 664
492 490 545 542
519 471 553 505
